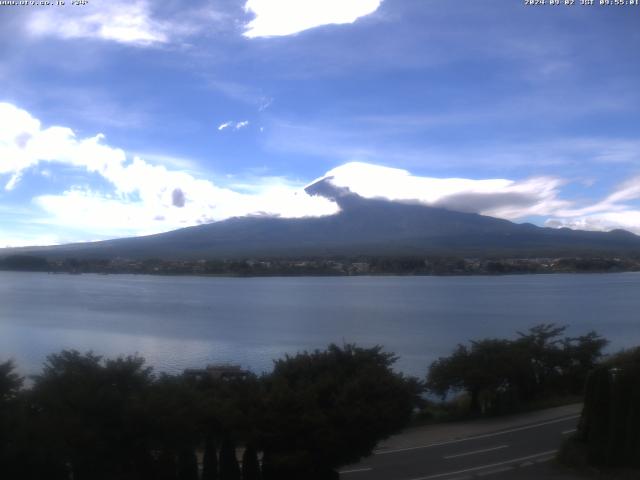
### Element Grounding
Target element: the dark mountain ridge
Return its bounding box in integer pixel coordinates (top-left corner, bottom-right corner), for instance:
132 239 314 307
4 189 640 260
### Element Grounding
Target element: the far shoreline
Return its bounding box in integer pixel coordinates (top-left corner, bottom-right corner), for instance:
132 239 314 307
2 253 640 278
2 268 640 280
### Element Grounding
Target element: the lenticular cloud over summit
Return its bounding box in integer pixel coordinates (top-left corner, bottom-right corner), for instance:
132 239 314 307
308 162 569 221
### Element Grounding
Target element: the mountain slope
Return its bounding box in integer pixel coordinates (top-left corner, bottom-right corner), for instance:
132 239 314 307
5 191 640 259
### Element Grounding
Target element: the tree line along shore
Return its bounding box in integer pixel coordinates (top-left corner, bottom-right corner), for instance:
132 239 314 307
2 254 640 276
1 324 638 479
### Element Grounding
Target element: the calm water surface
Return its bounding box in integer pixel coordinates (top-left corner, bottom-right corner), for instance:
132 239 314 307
1 271 639 377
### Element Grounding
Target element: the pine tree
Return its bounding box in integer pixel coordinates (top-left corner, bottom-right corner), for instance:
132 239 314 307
202 437 219 480
157 450 178 480
585 367 611 465
219 437 241 480
259 450 275 480
241 444 261 480
177 448 198 480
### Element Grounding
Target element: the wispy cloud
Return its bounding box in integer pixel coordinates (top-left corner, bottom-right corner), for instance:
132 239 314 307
218 120 250 131
130 152 201 172
546 177 640 234
4 172 22 191
546 211 640 235
27 0 169 46
206 79 274 110
262 116 640 172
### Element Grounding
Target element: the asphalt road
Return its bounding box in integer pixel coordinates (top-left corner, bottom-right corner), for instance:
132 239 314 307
339 410 581 480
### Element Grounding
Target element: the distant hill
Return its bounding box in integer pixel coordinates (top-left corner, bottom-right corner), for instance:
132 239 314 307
4 181 640 260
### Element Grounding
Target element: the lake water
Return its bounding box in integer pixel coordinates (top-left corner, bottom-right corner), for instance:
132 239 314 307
1 271 639 378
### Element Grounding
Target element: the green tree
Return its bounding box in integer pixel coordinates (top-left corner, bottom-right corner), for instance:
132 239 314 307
30 350 155 480
144 373 205 476
515 323 569 396
427 324 608 415
259 344 422 478
560 331 609 395
428 339 527 414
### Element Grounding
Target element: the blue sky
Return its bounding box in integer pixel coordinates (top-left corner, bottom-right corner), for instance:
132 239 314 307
1 0 639 246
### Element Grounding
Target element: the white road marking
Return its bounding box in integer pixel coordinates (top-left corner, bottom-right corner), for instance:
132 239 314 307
339 467 373 474
476 466 513 476
375 415 579 455
562 428 577 435
405 449 558 480
443 445 509 460
535 456 555 463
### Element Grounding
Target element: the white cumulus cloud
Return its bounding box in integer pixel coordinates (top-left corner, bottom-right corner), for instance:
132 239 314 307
0 102 338 241
243 0 383 38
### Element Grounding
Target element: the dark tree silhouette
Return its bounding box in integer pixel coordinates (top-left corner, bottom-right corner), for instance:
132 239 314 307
0 360 23 402
428 337 533 414
157 450 178 480
259 344 422 478
219 436 241 480
29 350 155 480
427 324 608 415
575 347 640 468
177 448 199 480
0 360 25 477
241 444 261 480
0 255 49 271
202 436 219 480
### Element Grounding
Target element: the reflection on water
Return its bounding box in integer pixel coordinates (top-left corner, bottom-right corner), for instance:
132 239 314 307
1 271 639 377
